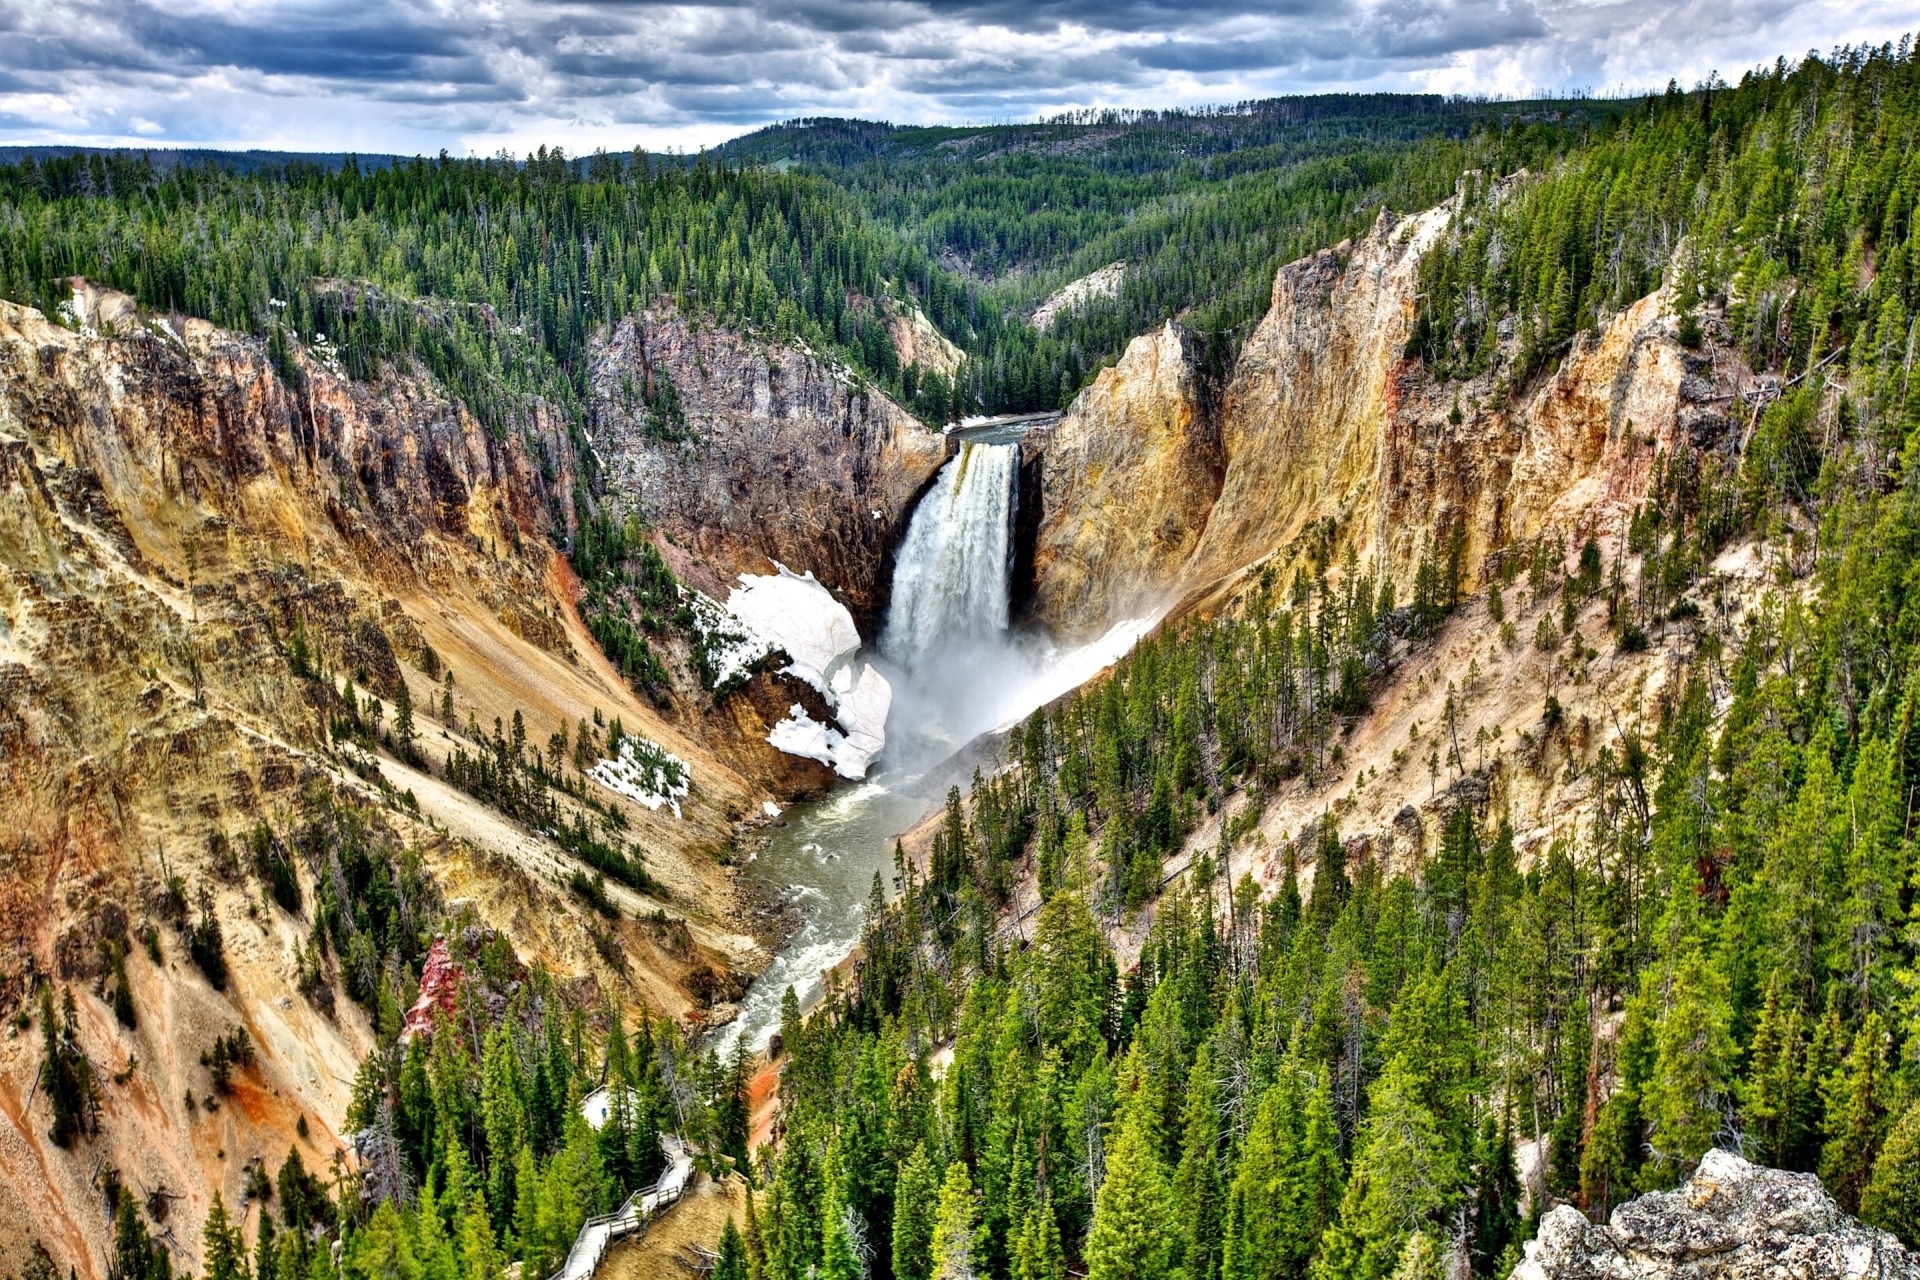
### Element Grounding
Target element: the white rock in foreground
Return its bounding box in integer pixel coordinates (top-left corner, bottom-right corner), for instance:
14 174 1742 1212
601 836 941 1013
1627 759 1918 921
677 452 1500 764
1514 1149 1918 1279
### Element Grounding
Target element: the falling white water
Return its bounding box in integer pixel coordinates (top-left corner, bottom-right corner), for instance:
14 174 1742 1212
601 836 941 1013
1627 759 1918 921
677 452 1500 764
711 428 1168 1058
881 441 1018 674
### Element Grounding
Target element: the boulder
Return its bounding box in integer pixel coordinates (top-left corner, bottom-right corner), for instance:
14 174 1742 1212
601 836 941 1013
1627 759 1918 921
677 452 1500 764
1514 1150 1918 1279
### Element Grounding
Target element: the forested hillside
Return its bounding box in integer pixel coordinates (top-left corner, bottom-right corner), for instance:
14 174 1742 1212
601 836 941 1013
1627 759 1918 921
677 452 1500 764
738 40 1920 1280
719 96 1627 410
11 36 1920 1280
0 91 1614 428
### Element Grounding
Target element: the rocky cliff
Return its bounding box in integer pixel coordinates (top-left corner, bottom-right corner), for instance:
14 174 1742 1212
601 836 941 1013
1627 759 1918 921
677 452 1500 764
0 285 780 1280
1030 202 1737 639
1029 320 1221 630
1515 1151 1918 1279
1025 195 1766 882
0 277 957 1279
589 310 947 633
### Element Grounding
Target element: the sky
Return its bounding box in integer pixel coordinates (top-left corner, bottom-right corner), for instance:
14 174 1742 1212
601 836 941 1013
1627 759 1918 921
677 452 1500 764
2 0 1918 156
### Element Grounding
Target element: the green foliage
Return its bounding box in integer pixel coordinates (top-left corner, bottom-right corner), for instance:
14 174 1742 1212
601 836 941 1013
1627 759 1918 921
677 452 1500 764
112 1190 172 1280
187 884 229 990
440 706 652 893
1864 1102 1920 1244
37 986 98 1148
1412 43 1920 409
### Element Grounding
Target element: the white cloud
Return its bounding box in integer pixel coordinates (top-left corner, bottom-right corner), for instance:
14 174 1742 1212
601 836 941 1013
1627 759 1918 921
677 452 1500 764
0 0 1912 152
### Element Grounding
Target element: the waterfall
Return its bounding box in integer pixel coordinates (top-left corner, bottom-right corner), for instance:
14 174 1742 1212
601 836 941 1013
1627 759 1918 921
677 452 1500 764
882 440 1018 673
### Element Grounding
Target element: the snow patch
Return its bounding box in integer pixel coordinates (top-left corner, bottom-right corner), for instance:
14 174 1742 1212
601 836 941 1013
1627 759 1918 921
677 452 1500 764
726 564 861 695
589 738 691 818
56 287 98 339
685 589 772 692
768 662 892 779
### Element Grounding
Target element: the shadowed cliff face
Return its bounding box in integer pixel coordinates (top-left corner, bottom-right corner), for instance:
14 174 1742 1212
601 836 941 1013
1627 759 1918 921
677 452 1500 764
1029 201 1739 640
589 310 947 634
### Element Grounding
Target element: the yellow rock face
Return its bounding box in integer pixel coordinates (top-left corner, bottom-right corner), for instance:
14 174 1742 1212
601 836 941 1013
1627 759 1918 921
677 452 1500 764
0 287 776 1280
1030 202 1729 638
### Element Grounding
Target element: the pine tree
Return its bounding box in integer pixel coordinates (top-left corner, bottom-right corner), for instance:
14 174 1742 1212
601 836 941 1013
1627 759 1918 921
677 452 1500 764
460 1192 505 1280
112 1191 171 1280
714 1217 750 1280
1311 1055 1459 1280
347 1202 419 1280
1010 1200 1065 1280
1086 1096 1179 1280
1176 1049 1225 1280
202 1193 248 1280
39 985 98 1148
1645 946 1734 1173
1863 1101 1920 1247
394 679 416 757
1739 976 1809 1168
930 1161 983 1280
1821 1011 1896 1214
892 1144 940 1280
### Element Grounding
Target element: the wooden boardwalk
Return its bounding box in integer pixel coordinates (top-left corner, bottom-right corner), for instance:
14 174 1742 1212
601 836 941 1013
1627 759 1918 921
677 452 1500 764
550 1115 694 1280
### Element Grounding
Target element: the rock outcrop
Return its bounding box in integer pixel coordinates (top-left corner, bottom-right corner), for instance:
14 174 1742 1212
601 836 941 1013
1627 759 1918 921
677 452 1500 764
1029 320 1221 632
589 310 947 632
1032 261 1127 332
1024 191 1771 892
1029 201 1742 640
884 299 964 379
1515 1151 1918 1279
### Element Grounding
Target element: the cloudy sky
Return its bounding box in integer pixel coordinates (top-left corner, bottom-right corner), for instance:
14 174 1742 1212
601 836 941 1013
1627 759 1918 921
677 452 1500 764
2 0 1917 155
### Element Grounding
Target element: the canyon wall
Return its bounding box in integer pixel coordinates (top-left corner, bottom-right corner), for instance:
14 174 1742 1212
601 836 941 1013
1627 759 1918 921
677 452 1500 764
1025 197 1766 896
1030 203 1739 640
0 283 950 1280
1029 320 1222 631
589 310 947 633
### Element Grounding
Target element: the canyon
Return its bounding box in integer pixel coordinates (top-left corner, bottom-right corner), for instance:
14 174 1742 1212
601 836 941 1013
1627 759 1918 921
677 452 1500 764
0 188 1794 1278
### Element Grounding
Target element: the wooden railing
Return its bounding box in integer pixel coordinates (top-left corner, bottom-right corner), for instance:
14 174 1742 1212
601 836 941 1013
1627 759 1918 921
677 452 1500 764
547 1136 694 1280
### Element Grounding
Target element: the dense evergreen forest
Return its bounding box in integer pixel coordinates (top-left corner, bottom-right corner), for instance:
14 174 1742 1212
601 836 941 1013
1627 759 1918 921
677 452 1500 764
18 37 1920 1280
0 93 1613 429
716 95 1627 410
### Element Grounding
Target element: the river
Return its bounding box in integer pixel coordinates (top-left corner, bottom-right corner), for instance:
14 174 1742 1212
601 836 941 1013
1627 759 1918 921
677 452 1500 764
707 411 1153 1060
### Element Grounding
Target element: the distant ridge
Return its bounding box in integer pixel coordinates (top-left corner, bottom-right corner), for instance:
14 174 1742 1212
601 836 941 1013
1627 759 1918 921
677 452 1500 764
0 145 408 173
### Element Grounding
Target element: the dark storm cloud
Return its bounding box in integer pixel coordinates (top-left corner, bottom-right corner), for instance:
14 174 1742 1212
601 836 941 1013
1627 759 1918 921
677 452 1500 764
0 0 1906 151
1137 39 1309 75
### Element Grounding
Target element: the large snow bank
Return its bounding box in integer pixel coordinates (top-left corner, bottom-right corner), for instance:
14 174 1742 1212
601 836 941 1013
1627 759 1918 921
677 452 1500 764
767 654 893 779
727 564 862 694
706 564 891 778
